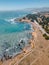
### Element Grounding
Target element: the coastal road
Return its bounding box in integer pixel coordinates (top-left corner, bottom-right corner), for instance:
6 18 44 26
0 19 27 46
34 20 49 36
30 21 49 65
15 20 49 65
1 20 49 65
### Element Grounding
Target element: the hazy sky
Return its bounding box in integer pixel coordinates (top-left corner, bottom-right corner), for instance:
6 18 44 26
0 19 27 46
0 0 49 11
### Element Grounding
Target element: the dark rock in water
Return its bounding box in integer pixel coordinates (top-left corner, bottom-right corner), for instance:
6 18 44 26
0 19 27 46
18 43 22 48
20 47 23 50
0 57 5 62
0 54 4 62
18 44 21 46
20 39 25 46
3 51 9 60
20 40 24 43
2 51 12 60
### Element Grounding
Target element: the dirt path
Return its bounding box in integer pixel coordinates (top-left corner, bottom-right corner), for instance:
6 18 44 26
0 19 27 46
0 21 49 65
17 22 49 65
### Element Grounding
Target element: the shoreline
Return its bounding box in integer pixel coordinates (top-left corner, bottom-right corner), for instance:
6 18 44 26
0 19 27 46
0 18 35 65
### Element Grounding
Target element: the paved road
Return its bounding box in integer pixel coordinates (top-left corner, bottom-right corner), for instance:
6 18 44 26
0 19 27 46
34 20 49 36
30 21 49 65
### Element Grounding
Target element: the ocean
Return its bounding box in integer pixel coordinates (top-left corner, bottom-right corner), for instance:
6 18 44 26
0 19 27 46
0 11 33 59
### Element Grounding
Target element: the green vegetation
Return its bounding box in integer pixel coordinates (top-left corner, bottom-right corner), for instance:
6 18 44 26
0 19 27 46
44 28 49 34
26 13 49 34
22 17 26 19
26 14 38 22
40 16 49 34
43 34 49 40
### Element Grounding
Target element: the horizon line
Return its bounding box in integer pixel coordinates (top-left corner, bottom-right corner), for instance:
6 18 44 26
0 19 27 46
0 7 49 11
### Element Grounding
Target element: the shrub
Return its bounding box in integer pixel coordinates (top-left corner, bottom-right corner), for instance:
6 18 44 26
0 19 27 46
45 28 49 34
23 17 26 19
43 34 49 40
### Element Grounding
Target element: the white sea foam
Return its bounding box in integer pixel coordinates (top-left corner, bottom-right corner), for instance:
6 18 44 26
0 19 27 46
5 18 16 24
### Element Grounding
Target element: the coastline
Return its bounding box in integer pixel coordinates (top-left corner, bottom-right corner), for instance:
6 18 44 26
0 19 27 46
17 17 49 65
0 18 35 65
1 16 49 65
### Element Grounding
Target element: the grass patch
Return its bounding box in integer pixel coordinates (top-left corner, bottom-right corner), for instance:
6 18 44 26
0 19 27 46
45 28 49 34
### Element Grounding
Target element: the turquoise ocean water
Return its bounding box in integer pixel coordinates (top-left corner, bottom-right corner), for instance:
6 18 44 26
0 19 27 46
0 11 33 59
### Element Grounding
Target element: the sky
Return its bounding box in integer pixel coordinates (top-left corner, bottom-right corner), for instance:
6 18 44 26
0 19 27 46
0 0 49 11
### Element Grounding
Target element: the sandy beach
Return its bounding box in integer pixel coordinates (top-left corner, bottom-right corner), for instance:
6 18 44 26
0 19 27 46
18 19 49 65
0 18 34 65
0 18 49 65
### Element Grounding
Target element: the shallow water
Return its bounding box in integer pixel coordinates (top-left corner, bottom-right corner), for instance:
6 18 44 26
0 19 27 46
0 11 33 58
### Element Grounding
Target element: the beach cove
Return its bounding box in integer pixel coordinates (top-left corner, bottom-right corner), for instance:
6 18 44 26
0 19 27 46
0 11 34 62
0 21 35 65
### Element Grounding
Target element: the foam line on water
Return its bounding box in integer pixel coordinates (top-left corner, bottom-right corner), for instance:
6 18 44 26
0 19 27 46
5 18 16 24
